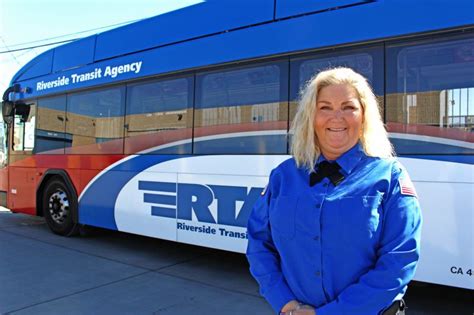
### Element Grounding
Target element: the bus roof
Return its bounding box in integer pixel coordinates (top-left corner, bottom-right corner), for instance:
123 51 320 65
7 0 474 100
12 0 275 84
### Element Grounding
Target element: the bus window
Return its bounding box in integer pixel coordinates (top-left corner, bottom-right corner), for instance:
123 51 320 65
125 76 193 154
66 87 125 154
195 61 289 154
386 35 474 155
13 104 36 152
35 96 67 154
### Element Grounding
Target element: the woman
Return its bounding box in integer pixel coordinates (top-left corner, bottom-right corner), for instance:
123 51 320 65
246 67 422 315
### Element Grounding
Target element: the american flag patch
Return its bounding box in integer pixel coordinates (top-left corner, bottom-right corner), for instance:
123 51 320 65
399 177 417 197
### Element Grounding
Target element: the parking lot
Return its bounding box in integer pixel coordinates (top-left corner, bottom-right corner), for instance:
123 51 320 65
0 208 472 314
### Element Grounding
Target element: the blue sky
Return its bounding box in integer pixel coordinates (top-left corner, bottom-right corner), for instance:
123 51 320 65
0 0 203 91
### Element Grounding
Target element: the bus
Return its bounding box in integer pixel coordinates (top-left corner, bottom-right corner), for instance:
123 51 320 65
1 0 472 290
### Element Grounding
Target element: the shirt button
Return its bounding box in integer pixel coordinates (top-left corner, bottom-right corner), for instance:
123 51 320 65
313 235 320 241
322 183 328 187
316 204 321 208
315 271 321 277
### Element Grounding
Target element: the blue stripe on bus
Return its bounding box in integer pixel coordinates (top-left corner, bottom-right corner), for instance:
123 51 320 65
399 154 474 165
193 134 287 155
151 206 177 219
139 181 177 193
147 143 192 155
143 193 176 205
148 135 472 163
390 138 473 156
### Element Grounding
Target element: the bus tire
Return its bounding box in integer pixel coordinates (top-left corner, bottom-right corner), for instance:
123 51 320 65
42 177 79 236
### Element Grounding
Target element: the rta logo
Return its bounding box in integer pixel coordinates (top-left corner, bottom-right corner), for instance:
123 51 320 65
138 181 263 228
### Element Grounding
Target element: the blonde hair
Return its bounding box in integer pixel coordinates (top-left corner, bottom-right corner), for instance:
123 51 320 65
291 67 394 172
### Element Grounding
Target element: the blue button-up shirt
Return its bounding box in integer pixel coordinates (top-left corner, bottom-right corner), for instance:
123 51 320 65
246 144 422 314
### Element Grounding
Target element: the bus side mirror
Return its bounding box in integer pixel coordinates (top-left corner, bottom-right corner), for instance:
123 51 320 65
2 84 21 125
1 101 14 125
14 103 31 123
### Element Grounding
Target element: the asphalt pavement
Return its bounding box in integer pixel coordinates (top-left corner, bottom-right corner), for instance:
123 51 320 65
0 208 472 314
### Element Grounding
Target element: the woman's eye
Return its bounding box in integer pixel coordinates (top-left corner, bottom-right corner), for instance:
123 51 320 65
319 106 331 110
343 105 356 111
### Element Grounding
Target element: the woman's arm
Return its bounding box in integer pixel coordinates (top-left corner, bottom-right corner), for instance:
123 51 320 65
246 173 298 314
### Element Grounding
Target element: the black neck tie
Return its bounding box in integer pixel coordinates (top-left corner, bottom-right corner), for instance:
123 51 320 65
309 161 345 187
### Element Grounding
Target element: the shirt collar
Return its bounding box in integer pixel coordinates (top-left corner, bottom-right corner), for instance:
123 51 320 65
316 142 365 176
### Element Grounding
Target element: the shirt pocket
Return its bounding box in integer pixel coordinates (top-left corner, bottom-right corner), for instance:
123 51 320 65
325 193 383 245
269 195 297 240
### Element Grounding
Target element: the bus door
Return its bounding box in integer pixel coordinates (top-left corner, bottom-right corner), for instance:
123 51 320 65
0 120 8 207
8 102 37 214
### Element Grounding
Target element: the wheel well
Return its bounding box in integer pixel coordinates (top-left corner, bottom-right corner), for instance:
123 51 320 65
36 170 78 224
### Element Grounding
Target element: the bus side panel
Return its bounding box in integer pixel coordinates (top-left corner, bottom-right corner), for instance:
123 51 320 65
77 155 136 230
0 167 8 193
79 154 289 251
115 171 179 241
6 153 115 216
414 181 473 290
8 166 37 215
34 154 124 197
400 157 474 290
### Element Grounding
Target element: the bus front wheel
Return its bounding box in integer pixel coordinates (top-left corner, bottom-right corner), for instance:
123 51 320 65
42 178 79 236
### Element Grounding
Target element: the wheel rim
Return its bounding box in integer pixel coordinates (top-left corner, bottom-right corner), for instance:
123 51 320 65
48 189 69 224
